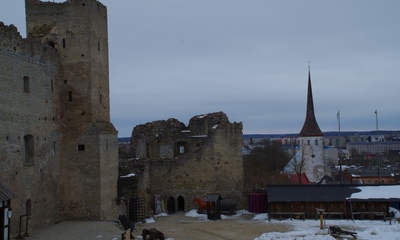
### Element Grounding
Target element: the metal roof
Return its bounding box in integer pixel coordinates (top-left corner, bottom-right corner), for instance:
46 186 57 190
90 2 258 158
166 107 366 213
266 185 400 202
0 182 16 201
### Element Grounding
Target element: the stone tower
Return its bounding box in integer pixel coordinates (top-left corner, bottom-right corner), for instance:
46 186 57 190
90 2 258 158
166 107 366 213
297 67 325 182
25 0 118 220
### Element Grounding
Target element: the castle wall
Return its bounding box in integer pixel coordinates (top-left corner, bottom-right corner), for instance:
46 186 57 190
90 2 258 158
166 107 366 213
0 22 61 232
130 112 245 212
0 0 118 236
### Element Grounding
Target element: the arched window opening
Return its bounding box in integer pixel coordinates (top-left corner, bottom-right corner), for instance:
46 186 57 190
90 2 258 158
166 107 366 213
23 76 30 93
146 141 157 159
24 134 34 165
67 91 72 102
26 199 32 216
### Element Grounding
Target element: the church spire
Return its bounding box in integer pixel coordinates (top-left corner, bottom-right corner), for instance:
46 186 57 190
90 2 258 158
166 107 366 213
299 66 323 137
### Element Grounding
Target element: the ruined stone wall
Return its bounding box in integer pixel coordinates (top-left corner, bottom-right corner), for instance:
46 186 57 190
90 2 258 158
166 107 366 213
0 22 61 232
130 112 245 212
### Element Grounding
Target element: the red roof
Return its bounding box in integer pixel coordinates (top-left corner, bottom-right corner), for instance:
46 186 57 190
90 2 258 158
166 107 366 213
290 173 310 185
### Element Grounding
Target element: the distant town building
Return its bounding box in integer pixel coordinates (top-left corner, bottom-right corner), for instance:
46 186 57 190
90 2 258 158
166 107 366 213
347 142 400 155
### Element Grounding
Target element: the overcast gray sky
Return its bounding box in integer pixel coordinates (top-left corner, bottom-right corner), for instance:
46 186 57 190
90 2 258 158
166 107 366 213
2 0 400 137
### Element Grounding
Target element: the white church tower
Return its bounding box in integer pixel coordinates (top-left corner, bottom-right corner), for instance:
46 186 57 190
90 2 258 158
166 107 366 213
286 67 327 183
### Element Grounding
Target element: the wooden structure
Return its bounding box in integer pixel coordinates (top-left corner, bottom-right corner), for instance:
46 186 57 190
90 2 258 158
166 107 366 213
248 193 267 213
204 194 222 220
266 185 400 221
1 183 16 240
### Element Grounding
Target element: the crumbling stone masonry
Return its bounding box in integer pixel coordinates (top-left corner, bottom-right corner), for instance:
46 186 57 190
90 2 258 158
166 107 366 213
0 0 118 236
123 112 245 213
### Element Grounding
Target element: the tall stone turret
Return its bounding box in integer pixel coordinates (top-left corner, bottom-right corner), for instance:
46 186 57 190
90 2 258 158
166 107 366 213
25 0 118 220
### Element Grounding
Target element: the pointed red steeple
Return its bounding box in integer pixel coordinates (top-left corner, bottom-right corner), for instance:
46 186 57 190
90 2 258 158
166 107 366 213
299 67 323 137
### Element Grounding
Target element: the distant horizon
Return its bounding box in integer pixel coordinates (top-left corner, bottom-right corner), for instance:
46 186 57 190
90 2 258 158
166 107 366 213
117 129 400 139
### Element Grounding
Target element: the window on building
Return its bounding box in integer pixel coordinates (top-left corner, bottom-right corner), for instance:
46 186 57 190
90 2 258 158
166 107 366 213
78 144 85 151
175 141 188 156
307 140 310 146
63 38 66 48
26 199 32 216
24 134 34 165
146 142 156 159
67 91 72 102
315 139 318 146
23 76 30 93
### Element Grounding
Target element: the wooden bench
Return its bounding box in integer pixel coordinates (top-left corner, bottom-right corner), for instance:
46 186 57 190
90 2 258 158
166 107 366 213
268 212 305 221
315 212 345 220
352 212 386 220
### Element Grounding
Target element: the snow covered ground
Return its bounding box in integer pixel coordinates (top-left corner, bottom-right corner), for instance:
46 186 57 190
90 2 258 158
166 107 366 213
254 216 400 240
149 210 400 240
252 213 400 240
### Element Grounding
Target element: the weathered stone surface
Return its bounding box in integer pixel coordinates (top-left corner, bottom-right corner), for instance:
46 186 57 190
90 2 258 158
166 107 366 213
1 0 118 236
123 112 245 213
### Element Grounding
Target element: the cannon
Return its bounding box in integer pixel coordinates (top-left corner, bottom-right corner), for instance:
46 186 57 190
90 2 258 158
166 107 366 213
328 225 357 239
193 197 238 215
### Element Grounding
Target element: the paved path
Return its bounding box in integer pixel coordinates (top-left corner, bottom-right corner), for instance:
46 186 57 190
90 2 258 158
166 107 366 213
24 212 290 240
27 221 122 240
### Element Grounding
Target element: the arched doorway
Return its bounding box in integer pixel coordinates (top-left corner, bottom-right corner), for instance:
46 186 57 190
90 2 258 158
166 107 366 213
177 196 185 211
167 196 175 214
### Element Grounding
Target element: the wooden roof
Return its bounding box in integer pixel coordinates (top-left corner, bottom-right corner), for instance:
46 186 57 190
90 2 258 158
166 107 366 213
0 182 16 201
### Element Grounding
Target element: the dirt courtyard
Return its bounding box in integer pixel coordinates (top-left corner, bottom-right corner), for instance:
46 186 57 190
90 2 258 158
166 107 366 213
26 211 290 240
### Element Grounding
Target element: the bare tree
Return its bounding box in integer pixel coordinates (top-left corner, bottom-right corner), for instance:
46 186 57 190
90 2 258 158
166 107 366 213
243 140 291 190
288 141 307 184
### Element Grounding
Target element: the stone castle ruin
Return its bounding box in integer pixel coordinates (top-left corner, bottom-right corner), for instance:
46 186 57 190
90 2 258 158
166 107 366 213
0 0 118 237
118 112 245 216
1 1 245 237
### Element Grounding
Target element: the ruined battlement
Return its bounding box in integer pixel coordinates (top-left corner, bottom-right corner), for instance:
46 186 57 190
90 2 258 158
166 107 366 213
132 112 242 161
0 23 58 66
25 0 107 15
